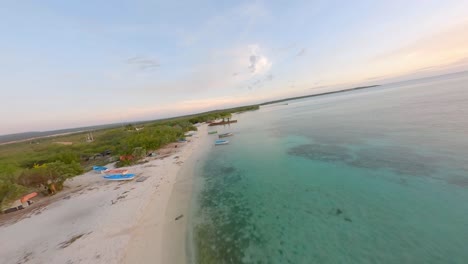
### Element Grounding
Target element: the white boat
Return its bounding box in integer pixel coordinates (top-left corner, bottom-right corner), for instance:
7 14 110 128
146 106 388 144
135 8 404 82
218 132 233 138
102 169 129 175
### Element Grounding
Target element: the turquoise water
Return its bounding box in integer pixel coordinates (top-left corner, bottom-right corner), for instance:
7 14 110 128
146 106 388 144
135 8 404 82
191 72 468 263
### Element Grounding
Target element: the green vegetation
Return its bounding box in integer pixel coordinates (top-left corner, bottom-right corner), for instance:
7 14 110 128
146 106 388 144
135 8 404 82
0 105 259 210
187 105 258 124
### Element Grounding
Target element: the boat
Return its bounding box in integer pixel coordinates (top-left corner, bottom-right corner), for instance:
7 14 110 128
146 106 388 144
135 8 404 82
218 132 233 138
208 131 218 134
103 174 136 181
20 192 38 203
93 166 108 173
3 200 24 214
208 120 238 126
215 140 229 145
102 169 129 175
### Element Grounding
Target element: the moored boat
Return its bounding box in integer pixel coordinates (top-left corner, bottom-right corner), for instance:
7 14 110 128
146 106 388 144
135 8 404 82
208 131 218 134
93 166 108 173
218 132 233 138
103 174 136 181
20 192 38 203
215 140 229 145
208 120 238 126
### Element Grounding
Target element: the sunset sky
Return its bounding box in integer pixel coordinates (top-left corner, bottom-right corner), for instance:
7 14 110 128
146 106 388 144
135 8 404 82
1 0 468 134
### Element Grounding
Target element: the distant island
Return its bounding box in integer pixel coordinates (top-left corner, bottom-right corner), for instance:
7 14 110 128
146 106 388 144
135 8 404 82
260 85 380 105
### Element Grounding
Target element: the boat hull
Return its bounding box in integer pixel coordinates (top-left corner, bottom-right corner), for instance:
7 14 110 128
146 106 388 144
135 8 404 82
103 174 136 181
215 140 229 145
218 133 233 138
93 166 108 173
208 120 238 126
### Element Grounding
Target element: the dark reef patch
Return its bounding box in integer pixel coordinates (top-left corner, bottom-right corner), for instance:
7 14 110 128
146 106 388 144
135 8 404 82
288 144 352 163
350 147 438 177
288 143 439 178
447 174 468 187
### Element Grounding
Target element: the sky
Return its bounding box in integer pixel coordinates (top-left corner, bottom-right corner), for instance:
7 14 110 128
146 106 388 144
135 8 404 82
1 0 468 135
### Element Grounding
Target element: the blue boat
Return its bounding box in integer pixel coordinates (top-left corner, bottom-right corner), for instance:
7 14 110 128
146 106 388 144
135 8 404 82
103 174 136 181
215 140 229 145
93 166 108 172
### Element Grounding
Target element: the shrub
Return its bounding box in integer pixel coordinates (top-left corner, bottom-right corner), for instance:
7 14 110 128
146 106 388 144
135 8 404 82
0 180 28 210
17 161 83 190
0 165 28 209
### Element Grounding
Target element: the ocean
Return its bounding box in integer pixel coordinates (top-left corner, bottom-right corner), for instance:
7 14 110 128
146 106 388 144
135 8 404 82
190 72 468 264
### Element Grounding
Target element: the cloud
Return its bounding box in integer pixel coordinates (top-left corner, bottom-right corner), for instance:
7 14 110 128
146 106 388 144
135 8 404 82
296 48 306 57
248 55 258 72
138 54 246 94
127 44 274 96
125 56 160 70
247 44 272 75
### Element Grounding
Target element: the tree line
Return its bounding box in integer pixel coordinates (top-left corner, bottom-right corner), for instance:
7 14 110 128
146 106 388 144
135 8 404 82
0 106 259 210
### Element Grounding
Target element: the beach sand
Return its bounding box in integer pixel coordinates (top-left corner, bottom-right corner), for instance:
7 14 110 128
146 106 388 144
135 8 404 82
0 124 210 264
124 124 212 264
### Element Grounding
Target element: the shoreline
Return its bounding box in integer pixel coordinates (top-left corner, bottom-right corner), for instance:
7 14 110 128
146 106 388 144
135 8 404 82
124 124 212 264
0 124 210 264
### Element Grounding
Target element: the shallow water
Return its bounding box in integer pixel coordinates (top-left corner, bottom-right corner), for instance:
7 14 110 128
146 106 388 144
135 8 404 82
191 72 468 263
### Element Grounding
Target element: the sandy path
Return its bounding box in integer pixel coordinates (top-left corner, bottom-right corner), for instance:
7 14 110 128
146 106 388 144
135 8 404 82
0 125 210 264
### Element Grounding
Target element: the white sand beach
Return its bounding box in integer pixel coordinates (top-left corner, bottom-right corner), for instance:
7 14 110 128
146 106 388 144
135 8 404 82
0 124 211 264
